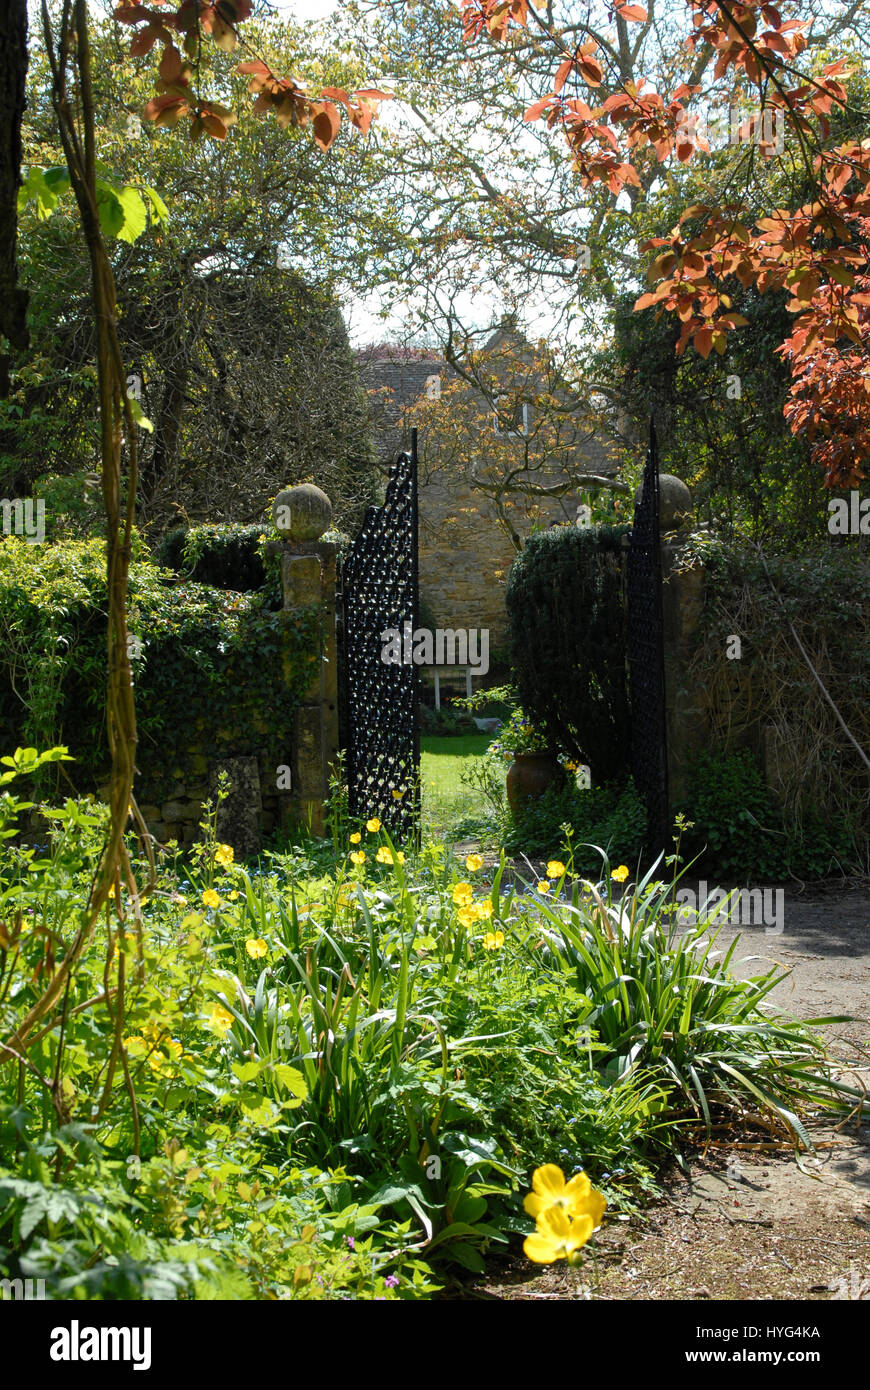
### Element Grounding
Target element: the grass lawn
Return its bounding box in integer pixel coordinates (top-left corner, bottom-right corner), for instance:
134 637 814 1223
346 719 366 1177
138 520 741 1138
420 732 493 840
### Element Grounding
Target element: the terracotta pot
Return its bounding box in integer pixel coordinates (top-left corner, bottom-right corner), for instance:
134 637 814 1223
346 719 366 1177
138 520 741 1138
506 751 564 814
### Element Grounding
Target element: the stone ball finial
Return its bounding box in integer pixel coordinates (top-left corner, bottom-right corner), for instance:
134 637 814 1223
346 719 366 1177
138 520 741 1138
635 473 693 531
272 483 332 541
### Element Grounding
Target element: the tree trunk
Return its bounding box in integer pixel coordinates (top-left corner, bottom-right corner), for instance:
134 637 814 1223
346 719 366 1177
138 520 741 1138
0 0 30 397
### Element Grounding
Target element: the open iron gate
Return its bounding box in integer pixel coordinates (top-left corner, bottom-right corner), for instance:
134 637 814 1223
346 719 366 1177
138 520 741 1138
626 419 670 853
338 430 420 839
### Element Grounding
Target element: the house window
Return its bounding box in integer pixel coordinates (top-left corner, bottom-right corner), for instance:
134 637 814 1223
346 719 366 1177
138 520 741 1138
493 397 531 437
425 374 441 400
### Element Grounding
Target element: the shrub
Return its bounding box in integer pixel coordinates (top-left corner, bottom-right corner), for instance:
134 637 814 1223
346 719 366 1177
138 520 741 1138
678 750 853 881
156 522 273 596
0 536 320 794
503 776 648 868
505 525 632 784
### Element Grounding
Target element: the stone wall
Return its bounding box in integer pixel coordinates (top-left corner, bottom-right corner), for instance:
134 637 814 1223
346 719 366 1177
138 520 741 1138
418 472 576 648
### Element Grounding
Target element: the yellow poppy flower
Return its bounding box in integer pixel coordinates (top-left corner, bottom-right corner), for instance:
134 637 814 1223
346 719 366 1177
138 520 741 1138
523 1205 596 1265
537 880 551 895
474 900 494 920
366 818 381 833
350 850 366 866
611 865 630 883
349 832 362 844
546 861 566 878
245 938 268 959
214 843 235 867
228 890 239 901
202 888 221 909
457 906 476 930
208 1003 234 1033
452 882 474 906
482 930 505 951
523 1165 606 1227
465 853 484 872
375 846 392 864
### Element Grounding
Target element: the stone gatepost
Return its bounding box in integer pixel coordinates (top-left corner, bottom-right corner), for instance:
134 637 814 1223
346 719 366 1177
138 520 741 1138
656 476 708 808
268 483 339 837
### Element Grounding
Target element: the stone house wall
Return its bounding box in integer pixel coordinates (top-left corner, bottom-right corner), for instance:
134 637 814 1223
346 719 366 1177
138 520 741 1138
357 336 619 653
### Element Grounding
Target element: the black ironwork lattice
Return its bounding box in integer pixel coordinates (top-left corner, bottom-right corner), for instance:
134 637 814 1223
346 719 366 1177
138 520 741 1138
340 436 420 839
627 419 670 853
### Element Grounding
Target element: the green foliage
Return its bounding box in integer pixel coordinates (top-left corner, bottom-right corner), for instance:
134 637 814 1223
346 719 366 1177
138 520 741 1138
506 525 632 784
157 523 274 597
0 537 320 792
532 854 850 1142
503 777 648 867
685 536 870 873
0 757 855 1297
678 751 852 882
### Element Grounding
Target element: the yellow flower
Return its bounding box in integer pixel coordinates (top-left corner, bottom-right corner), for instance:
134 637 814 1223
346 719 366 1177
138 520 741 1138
228 890 239 901
366 818 381 833
391 788 405 800
350 850 366 866
457 906 477 930
376 846 405 865
564 760 578 772
174 894 188 906
349 832 362 844
482 930 505 951
523 1165 606 1226
465 853 484 872
611 865 630 883
523 1205 596 1265
202 888 221 909
474 900 494 920
546 861 566 878
452 882 474 906
537 880 551 895
245 938 268 959
214 843 235 867
208 1004 234 1033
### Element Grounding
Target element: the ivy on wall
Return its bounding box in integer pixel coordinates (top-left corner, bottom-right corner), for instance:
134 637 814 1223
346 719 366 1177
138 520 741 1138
505 524 632 786
0 535 321 798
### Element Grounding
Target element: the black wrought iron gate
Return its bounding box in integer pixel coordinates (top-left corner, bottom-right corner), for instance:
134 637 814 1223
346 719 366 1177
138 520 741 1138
339 430 420 839
626 419 669 853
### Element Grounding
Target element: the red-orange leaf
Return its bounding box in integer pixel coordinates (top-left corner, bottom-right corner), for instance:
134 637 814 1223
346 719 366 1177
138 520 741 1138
312 102 341 151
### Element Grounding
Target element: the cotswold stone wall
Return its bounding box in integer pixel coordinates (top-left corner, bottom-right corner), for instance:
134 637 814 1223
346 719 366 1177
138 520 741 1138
418 473 573 648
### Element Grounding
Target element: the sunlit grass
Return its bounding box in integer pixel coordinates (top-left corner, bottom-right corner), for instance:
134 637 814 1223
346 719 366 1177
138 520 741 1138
420 733 491 840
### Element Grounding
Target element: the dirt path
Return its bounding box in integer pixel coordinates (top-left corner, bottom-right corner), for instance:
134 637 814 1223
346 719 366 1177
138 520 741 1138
474 880 870 1300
